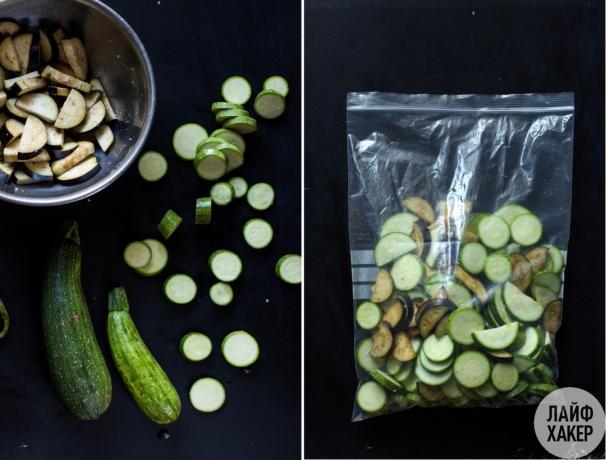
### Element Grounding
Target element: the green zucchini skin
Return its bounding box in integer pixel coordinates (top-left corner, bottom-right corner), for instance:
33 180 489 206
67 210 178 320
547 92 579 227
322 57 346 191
107 287 181 424
42 221 112 420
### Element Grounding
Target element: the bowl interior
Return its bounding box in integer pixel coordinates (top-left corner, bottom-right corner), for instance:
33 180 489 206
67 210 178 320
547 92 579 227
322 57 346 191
0 0 154 205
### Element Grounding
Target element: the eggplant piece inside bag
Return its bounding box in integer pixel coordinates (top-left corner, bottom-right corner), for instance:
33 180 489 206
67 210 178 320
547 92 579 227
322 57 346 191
347 93 574 420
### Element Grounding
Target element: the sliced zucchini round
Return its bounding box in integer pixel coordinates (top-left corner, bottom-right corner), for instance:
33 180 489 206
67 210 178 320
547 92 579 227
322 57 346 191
173 123 208 160
228 176 248 198
419 349 453 373
422 334 454 363
459 242 487 275
247 182 275 210
190 377 225 413
180 332 212 362
136 239 168 277
211 128 246 153
123 241 152 269
374 232 417 266
223 116 257 134
263 75 289 96
138 151 167 182
390 254 424 291
194 148 227 181
453 350 491 389
243 218 273 249
210 181 235 206
414 360 453 386
478 214 510 249
355 338 386 372
209 282 233 306
209 250 242 282
275 254 301 284
356 381 387 414
221 330 259 367
163 274 198 305
491 362 519 392
447 307 485 345
484 251 512 283
494 204 531 225
510 213 542 246
221 76 252 105
355 301 382 330
254 89 285 119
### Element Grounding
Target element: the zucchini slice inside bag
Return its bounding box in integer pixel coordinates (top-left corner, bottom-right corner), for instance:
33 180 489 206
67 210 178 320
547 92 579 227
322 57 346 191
346 92 574 420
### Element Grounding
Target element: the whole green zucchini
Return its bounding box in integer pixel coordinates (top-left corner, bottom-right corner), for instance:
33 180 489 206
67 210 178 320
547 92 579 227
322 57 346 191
42 221 112 420
107 287 181 424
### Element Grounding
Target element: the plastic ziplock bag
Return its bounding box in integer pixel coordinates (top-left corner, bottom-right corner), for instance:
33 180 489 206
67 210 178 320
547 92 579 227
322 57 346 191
347 93 574 421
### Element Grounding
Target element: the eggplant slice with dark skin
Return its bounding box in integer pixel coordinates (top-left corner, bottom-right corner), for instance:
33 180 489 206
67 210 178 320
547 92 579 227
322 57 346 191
369 321 393 358
416 297 456 338
392 331 416 362
524 246 549 273
543 299 563 335
510 252 533 292
454 265 488 303
402 196 436 225
56 155 99 184
370 268 393 303
381 298 403 329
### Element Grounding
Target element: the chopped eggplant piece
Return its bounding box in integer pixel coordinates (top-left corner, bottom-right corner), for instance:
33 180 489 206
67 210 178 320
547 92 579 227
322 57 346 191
41 65 91 92
543 299 562 335
16 76 46 95
408 327 420 338
434 313 450 338
61 38 87 80
369 321 393 358
0 21 20 36
381 298 403 328
52 28 69 63
50 140 78 160
0 36 20 72
392 331 416 362
90 78 117 121
18 115 47 153
411 222 425 256
23 160 53 182
45 124 63 146
418 383 443 402
93 124 113 152
2 136 19 162
51 140 94 175
16 92 58 123
409 298 423 328
51 61 75 76
0 90 6 109
5 118 24 137
370 268 393 303
402 196 436 224
13 33 32 73
0 161 15 183
72 99 105 133
416 298 456 338
510 252 533 292
0 113 7 130
6 98 27 118
524 246 548 273
454 265 488 303
39 30 52 64
47 85 69 97
84 90 101 109
57 155 100 184
13 168 40 185
18 148 50 162
0 66 4 90
4 71 40 90
54 89 86 129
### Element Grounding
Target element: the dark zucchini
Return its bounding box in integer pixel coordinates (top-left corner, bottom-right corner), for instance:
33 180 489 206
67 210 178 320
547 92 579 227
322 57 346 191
42 221 112 420
107 287 181 424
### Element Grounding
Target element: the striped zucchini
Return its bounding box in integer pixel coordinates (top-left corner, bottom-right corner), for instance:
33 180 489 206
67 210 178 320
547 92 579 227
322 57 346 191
42 221 112 420
107 287 181 424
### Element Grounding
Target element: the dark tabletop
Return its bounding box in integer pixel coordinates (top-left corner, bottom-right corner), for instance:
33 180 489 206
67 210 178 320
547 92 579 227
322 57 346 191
304 0 604 458
0 0 300 459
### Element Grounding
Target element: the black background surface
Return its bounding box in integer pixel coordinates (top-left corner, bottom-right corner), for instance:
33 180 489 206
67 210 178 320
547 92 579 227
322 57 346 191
0 0 300 459
304 0 604 458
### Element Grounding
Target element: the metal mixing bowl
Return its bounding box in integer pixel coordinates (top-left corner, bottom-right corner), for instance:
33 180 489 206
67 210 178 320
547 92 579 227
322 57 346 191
0 0 155 206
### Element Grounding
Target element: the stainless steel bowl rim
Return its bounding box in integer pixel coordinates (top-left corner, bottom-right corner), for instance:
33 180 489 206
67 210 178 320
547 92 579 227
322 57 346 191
0 0 156 207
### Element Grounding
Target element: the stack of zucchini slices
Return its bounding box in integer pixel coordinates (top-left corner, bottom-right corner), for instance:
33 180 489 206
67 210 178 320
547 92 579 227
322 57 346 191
0 19 117 186
355 197 564 415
